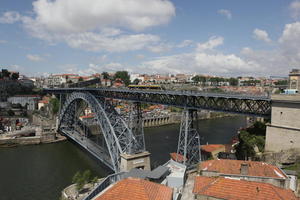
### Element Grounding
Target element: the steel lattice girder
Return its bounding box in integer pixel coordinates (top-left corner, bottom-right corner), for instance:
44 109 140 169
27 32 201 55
58 92 142 172
46 88 271 117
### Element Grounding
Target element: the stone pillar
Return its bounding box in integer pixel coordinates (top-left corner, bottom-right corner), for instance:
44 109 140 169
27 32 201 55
120 151 151 171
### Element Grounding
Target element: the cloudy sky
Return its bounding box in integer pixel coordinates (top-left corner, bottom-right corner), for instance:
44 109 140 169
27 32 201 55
0 0 300 77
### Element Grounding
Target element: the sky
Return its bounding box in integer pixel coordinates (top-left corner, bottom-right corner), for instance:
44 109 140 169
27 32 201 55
0 0 300 77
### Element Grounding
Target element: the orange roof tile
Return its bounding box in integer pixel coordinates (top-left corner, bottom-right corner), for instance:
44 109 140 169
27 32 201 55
201 144 225 153
170 152 187 162
200 159 287 179
95 177 173 200
193 176 298 200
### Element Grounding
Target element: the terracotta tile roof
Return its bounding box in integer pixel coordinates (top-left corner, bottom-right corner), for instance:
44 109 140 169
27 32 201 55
170 152 187 162
95 177 173 200
200 159 287 179
201 144 225 153
193 176 298 200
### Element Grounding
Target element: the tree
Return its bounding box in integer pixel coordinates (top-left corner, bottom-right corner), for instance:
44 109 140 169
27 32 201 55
78 77 84 82
1 69 10 78
102 72 110 86
50 98 60 115
71 170 93 192
11 72 19 80
132 78 140 85
102 72 110 80
192 75 206 85
229 78 238 86
91 176 98 186
114 71 130 86
82 170 91 183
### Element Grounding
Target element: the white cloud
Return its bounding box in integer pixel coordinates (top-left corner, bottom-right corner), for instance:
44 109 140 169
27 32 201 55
177 40 193 48
62 62 127 75
290 0 300 20
27 54 44 62
0 40 7 44
278 22 300 66
65 32 160 52
26 0 175 33
218 9 232 20
148 43 173 53
136 54 145 59
139 51 260 76
253 28 271 43
2 0 175 53
196 36 224 52
0 11 21 24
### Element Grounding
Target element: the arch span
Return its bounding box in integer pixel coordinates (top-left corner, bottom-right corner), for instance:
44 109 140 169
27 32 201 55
58 92 142 172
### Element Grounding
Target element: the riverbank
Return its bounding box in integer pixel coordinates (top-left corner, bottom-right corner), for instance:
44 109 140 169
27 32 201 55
0 134 67 147
143 111 236 128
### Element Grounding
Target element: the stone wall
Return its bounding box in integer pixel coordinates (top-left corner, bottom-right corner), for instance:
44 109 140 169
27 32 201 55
265 94 300 153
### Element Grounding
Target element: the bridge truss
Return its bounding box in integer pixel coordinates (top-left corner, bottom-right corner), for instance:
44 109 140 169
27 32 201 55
46 88 271 170
58 92 144 172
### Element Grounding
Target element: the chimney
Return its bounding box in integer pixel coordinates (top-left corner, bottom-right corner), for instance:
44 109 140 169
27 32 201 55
240 163 249 175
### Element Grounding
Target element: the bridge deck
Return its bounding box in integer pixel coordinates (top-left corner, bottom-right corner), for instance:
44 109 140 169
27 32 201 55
61 128 114 170
45 88 271 117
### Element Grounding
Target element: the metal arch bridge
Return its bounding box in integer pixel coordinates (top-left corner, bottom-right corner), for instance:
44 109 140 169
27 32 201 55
45 88 271 172
57 92 145 172
45 88 271 117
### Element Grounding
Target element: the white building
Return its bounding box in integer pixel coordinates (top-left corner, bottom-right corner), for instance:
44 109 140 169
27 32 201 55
8 95 40 110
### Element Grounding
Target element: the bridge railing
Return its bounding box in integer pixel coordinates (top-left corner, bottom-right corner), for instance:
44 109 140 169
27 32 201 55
83 172 126 200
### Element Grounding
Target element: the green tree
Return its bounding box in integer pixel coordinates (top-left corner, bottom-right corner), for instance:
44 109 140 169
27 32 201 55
229 78 238 86
1 69 10 78
11 72 19 80
114 71 130 86
78 77 84 82
102 72 110 80
102 72 110 86
50 98 60 114
91 176 98 186
132 78 140 85
192 75 206 85
72 171 81 184
82 170 91 183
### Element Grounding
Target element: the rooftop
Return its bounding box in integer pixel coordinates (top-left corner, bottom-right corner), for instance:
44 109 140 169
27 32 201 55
170 152 187 162
95 177 173 200
201 144 225 153
193 176 298 200
200 159 287 179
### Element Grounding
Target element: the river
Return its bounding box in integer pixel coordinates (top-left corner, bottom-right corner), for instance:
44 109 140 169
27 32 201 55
0 116 246 200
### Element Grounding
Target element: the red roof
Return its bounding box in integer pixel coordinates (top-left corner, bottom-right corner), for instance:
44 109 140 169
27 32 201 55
80 114 95 119
95 177 173 200
200 159 287 179
38 100 49 104
201 144 225 153
170 152 187 162
193 176 298 200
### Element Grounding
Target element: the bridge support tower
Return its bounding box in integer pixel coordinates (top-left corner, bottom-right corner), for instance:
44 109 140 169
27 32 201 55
176 108 201 169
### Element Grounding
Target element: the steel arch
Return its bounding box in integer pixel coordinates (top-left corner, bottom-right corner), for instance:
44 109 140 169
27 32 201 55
58 92 141 172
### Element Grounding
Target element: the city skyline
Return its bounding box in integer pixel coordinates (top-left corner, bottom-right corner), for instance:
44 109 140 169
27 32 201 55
0 0 300 77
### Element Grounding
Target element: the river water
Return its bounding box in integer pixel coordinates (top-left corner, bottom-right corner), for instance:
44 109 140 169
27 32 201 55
0 116 246 200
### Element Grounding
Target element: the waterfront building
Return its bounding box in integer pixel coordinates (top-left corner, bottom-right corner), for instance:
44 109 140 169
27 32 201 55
7 95 40 111
93 177 173 200
193 176 298 200
198 159 293 190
